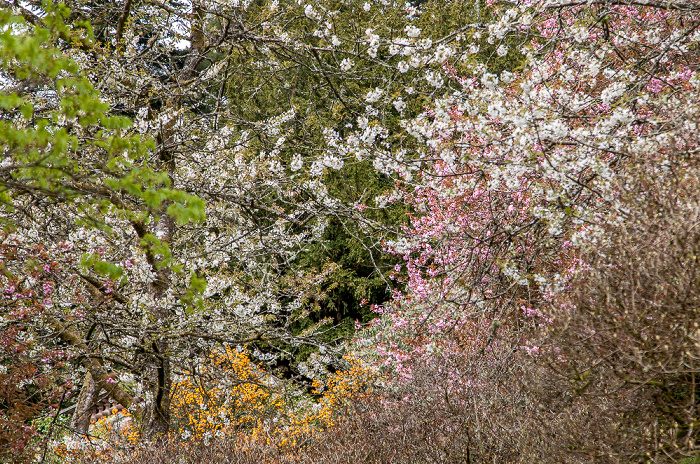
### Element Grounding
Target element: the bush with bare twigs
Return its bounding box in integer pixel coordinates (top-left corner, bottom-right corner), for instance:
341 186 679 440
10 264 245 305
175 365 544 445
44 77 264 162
533 160 700 463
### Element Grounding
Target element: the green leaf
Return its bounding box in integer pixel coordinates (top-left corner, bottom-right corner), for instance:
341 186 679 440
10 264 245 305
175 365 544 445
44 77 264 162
182 272 207 313
93 261 125 280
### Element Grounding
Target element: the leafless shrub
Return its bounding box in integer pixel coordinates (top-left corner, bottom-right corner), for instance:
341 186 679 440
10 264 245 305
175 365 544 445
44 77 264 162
74 434 288 464
291 346 565 464
532 161 700 462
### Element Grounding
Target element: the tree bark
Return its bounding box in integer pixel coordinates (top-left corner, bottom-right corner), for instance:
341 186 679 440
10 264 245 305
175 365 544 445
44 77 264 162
70 372 101 435
143 340 172 437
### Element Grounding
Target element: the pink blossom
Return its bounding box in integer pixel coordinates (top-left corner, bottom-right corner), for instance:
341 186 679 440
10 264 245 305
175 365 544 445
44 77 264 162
42 282 53 295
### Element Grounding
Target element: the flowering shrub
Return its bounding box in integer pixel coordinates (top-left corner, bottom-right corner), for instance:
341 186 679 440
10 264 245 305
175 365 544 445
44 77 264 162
170 346 283 439
169 348 373 445
282 357 375 448
0 239 74 464
49 350 374 463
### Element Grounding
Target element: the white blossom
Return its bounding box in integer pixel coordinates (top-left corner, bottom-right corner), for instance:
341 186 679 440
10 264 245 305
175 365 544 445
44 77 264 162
393 98 406 113
291 154 303 172
365 87 384 103
405 25 421 38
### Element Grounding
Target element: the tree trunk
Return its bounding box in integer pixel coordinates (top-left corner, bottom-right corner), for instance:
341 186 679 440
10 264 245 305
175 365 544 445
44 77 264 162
141 103 177 439
144 339 172 438
140 1 205 434
71 372 101 435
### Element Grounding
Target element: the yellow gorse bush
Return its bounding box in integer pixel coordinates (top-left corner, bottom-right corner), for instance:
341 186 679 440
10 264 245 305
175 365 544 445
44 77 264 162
171 348 374 446
171 345 283 439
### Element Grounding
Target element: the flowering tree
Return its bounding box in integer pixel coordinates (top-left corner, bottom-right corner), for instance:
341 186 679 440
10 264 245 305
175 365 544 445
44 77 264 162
0 3 208 439
343 0 700 461
355 0 700 362
0 256 69 464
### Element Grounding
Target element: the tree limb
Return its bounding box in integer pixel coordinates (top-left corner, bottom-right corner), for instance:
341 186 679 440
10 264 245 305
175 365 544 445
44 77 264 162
46 316 143 418
543 0 700 10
